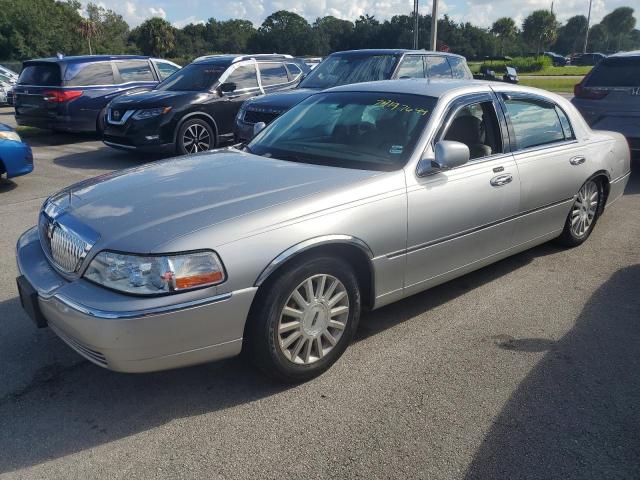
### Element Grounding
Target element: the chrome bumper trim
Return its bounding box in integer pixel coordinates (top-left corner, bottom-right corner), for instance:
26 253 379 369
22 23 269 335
103 140 137 150
54 292 233 319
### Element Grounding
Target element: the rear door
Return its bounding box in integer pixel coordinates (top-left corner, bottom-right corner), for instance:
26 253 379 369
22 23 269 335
14 62 62 119
213 61 262 136
258 62 291 94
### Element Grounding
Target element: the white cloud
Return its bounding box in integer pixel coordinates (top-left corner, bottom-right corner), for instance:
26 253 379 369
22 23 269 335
148 6 167 19
173 16 206 28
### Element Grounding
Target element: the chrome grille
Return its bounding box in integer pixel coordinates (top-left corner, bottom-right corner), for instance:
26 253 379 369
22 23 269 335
39 214 94 274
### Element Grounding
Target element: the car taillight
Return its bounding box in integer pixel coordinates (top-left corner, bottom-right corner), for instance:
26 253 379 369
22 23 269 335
573 82 608 100
43 89 83 103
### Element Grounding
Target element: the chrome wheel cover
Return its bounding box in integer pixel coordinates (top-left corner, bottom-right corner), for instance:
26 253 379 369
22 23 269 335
570 180 598 237
277 274 349 365
182 124 211 153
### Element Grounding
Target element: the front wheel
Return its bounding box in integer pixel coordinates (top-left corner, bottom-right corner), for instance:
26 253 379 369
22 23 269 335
246 256 361 383
176 118 215 155
556 179 602 247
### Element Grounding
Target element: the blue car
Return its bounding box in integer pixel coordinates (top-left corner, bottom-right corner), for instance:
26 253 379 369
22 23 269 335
0 123 33 179
13 55 181 133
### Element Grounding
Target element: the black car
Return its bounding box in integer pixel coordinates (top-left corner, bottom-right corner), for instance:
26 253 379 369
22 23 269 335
572 53 606 66
234 49 472 141
543 51 568 67
13 55 180 133
103 54 309 154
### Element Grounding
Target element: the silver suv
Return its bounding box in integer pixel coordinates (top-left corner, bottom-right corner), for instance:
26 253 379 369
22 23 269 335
572 51 640 153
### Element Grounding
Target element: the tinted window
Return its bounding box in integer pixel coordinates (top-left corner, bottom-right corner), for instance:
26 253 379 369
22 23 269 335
115 60 154 82
286 63 302 80
443 101 502 160
300 54 397 89
396 56 425 79
427 56 452 78
585 57 640 87
154 61 180 80
64 62 114 86
226 64 258 90
248 91 436 171
448 57 471 79
155 62 227 91
504 98 566 150
259 63 288 86
18 64 61 86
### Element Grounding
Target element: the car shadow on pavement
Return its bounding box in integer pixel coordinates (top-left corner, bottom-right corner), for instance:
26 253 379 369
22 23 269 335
0 178 17 192
464 264 640 480
0 241 564 474
26 132 103 147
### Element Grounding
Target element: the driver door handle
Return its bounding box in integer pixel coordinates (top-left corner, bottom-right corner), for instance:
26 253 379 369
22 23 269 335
490 174 513 187
570 156 586 165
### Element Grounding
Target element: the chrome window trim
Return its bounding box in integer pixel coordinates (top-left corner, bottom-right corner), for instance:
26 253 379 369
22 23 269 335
218 59 263 95
254 235 374 287
256 61 294 89
54 291 233 319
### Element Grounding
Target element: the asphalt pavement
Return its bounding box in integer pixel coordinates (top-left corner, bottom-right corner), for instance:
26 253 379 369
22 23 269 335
0 106 639 479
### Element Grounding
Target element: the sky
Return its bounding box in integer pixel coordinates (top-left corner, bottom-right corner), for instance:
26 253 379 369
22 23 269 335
86 0 631 29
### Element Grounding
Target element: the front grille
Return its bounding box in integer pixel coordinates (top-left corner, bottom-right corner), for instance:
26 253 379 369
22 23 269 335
243 109 281 125
39 214 92 274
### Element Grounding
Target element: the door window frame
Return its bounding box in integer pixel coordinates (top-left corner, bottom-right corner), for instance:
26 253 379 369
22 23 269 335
256 61 293 89
217 59 264 95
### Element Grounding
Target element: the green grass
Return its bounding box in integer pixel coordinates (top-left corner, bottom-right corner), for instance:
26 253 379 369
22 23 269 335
518 76 581 93
16 126 49 138
526 65 592 76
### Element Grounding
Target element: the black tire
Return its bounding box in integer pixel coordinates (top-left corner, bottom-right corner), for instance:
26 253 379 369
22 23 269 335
245 256 361 383
176 118 215 155
555 178 603 247
96 107 107 136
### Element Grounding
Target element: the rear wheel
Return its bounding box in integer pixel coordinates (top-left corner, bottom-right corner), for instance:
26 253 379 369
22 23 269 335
176 118 215 155
96 107 107 136
556 179 602 247
246 256 361 383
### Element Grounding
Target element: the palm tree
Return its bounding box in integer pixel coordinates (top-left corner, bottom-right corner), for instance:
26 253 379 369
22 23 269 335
77 18 100 55
491 17 517 55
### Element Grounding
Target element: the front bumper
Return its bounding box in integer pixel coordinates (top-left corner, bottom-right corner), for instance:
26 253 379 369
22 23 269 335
103 114 175 152
16 227 257 373
0 140 33 178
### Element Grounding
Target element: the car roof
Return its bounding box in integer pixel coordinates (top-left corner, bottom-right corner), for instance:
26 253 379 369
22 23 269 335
607 50 640 58
193 54 293 64
23 55 152 64
330 49 465 59
325 78 483 98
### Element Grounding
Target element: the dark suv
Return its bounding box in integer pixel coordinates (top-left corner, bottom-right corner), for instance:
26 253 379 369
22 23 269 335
13 55 180 133
103 54 310 154
234 49 472 141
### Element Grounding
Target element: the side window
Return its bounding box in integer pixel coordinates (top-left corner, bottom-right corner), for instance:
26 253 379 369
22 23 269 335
442 101 503 160
115 60 155 83
64 62 115 86
285 63 303 81
154 61 180 80
396 56 425 79
225 64 259 90
503 98 567 150
447 57 471 79
427 56 453 78
259 62 289 86
555 106 574 140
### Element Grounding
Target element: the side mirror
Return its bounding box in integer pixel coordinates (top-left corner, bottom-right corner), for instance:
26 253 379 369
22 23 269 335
218 82 237 94
417 140 469 176
253 121 266 137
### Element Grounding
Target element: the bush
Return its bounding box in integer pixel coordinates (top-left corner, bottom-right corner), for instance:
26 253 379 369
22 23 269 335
481 56 553 73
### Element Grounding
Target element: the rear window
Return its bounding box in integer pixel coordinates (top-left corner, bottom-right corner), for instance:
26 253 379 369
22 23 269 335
115 60 155 82
18 64 61 86
64 62 115 86
448 57 471 79
427 56 453 78
586 56 640 87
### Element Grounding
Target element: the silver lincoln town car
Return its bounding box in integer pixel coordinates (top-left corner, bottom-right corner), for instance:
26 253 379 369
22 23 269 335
16 79 630 382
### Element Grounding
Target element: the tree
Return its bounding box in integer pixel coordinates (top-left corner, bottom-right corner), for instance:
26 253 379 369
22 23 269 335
85 3 131 54
600 7 636 51
249 11 314 56
131 17 175 57
553 15 587 55
491 17 517 55
77 17 100 55
313 16 354 55
522 10 558 55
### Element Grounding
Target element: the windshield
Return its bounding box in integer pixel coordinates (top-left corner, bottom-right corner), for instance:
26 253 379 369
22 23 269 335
248 91 437 171
155 62 227 92
300 54 399 90
585 56 640 87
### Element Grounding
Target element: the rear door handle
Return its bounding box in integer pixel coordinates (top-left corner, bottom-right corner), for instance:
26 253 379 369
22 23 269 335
570 156 586 165
490 174 513 187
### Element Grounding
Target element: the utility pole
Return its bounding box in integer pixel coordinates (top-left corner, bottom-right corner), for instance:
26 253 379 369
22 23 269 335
430 0 439 51
583 0 592 53
413 0 419 49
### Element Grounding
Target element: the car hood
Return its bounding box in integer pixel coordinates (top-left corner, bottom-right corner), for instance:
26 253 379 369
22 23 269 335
52 149 381 253
245 88 319 111
109 89 203 109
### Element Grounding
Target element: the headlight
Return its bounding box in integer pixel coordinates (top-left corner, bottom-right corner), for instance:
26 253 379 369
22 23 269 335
132 107 172 120
0 130 21 142
84 250 226 295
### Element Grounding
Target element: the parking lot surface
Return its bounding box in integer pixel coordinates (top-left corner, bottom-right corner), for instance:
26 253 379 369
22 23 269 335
1 105 639 479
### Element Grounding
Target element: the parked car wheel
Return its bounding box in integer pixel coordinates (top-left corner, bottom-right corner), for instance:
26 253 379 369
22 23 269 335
96 107 107 135
556 179 602 247
176 118 215 154
246 256 361 383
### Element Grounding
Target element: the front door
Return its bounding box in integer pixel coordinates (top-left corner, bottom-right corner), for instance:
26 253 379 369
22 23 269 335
404 93 521 296
213 62 262 137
